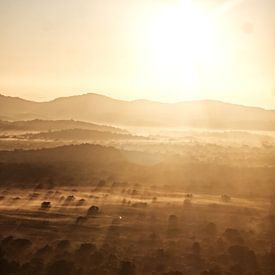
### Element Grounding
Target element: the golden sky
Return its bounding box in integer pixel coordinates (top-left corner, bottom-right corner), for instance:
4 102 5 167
0 0 274 108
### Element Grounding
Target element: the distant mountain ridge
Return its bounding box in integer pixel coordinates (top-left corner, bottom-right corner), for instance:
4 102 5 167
0 119 128 134
0 93 275 131
19 128 146 141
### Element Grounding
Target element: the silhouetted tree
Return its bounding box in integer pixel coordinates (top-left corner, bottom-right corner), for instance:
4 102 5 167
119 261 135 275
46 259 77 275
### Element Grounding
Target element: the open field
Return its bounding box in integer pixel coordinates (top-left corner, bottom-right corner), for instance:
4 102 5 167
0 185 274 275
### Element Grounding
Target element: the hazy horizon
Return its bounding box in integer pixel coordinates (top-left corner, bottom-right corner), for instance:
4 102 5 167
2 91 275 111
1 0 275 108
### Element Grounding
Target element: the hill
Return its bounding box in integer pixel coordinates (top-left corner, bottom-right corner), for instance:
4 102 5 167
20 128 146 141
0 144 274 196
0 119 128 134
1 93 275 130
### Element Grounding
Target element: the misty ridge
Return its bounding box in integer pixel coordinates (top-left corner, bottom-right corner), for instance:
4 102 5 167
0 92 275 275
0 119 129 134
1 93 275 131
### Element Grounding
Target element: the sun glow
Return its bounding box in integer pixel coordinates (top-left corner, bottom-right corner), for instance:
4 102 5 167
140 0 223 99
1 0 273 108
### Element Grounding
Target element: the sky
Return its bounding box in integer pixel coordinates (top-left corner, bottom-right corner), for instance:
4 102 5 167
0 0 274 108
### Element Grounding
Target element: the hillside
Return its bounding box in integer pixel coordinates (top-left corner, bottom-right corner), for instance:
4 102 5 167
1 93 275 130
20 128 146 141
0 119 128 134
0 144 274 196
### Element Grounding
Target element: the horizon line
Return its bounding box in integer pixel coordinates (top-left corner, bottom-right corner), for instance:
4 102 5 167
0 91 274 111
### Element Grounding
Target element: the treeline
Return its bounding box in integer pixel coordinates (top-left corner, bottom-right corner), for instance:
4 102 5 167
20 129 146 141
0 144 274 196
0 221 274 275
0 119 128 134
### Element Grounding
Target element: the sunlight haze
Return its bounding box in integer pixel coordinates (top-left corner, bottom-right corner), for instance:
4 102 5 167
1 2 275 273
0 0 274 108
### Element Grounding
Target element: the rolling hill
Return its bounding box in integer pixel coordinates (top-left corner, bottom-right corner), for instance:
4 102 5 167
19 128 146 141
0 119 128 134
1 93 275 130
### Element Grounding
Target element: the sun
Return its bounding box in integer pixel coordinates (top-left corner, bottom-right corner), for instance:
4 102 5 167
140 0 221 99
